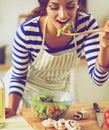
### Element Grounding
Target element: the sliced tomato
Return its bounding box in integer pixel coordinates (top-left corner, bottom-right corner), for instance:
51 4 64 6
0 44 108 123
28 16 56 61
52 128 57 130
54 106 59 111
64 28 72 34
49 106 56 114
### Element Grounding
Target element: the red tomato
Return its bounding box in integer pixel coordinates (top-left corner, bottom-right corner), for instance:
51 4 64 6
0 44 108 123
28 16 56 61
64 28 72 34
51 128 57 130
49 106 56 114
54 106 59 111
104 109 109 128
43 99 49 102
105 117 109 128
104 109 109 119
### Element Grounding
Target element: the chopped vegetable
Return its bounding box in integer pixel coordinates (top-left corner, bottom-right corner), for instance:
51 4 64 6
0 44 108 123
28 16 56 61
57 22 76 37
31 93 68 120
32 93 53 102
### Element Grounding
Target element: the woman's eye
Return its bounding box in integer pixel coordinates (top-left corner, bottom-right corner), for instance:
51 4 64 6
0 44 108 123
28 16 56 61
49 5 59 10
66 5 76 10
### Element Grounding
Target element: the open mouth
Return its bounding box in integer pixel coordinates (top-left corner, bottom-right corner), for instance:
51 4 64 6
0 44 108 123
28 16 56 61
56 18 70 25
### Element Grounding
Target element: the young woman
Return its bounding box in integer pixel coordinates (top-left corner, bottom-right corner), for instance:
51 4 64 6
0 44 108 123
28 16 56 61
5 0 109 117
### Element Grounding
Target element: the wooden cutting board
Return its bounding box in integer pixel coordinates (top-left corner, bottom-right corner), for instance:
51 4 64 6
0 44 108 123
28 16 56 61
20 101 109 130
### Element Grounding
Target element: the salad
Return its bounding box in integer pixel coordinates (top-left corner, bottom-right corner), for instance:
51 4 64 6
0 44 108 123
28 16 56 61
57 22 76 37
31 93 68 120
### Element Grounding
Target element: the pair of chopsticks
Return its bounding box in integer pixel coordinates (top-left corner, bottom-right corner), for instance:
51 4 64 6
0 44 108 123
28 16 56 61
62 27 109 36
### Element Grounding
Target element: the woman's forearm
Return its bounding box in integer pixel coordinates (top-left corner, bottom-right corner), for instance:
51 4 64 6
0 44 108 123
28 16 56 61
98 45 109 67
97 19 109 69
8 94 21 113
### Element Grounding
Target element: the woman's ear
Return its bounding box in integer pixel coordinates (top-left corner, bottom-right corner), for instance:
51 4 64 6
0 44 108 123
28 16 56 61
77 5 79 9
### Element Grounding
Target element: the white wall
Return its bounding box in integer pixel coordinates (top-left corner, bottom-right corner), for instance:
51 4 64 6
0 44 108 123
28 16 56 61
1 0 109 56
74 65 109 103
87 0 109 25
0 0 38 55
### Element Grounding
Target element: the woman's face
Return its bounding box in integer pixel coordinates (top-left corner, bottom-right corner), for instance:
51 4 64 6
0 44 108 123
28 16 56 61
46 0 79 30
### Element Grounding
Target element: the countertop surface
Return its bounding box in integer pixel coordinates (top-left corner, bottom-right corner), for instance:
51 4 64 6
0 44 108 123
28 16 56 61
0 115 33 130
1 101 109 130
20 102 109 130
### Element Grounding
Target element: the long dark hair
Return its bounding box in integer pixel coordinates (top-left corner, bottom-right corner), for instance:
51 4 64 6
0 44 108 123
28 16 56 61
26 0 87 20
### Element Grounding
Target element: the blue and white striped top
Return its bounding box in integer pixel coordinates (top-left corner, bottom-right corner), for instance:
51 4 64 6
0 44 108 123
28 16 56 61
9 12 109 97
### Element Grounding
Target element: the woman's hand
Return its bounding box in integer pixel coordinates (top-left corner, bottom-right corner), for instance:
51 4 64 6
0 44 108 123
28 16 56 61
99 19 109 48
6 93 21 118
5 108 16 118
97 19 109 70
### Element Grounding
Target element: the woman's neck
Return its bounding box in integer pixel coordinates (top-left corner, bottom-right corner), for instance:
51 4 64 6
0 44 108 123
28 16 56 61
40 16 72 48
40 16 57 36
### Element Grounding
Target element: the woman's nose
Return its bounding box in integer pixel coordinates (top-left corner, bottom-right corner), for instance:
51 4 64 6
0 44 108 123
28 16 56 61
58 8 68 18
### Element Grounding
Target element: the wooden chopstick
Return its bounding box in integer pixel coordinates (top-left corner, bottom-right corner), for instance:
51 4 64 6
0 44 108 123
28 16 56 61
62 27 109 36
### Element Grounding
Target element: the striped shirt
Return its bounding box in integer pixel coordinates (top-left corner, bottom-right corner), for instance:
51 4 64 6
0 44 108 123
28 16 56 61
9 12 109 97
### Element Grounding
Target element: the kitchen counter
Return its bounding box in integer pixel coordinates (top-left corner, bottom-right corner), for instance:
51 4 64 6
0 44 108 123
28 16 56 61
1 102 108 130
20 102 109 130
0 115 33 130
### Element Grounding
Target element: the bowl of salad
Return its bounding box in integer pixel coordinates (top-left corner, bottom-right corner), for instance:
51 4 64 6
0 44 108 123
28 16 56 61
26 90 74 120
